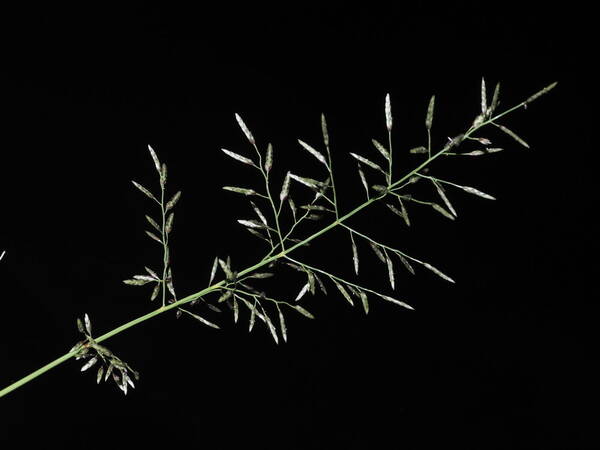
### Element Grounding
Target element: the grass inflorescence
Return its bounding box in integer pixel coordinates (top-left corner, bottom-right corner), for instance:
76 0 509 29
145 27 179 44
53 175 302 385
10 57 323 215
0 79 557 397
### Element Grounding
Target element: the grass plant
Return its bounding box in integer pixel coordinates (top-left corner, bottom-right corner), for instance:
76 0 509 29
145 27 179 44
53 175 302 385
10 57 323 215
0 80 557 397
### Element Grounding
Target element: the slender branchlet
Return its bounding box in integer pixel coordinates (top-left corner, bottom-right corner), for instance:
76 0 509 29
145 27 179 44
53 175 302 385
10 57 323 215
322 114 339 219
0 80 557 397
127 145 183 309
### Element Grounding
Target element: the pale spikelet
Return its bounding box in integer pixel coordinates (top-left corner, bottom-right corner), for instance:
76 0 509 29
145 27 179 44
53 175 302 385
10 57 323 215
386 203 405 221
490 82 501 113
294 305 315 319
104 364 114 382
249 302 257 332
313 272 328 295
186 311 220 329
410 146 428 154
84 313 92 335
150 283 160 301
265 143 273 173
321 113 330 148
160 163 167 188
431 203 455 220
426 95 435 130
221 148 256 166
112 372 124 394
278 307 288 343
385 253 395 290
209 256 218 286
233 298 239 323
145 230 162 244
133 275 156 282
247 229 272 242
70 341 84 353
456 148 504 156
299 204 332 212
132 181 158 203
235 113 255 146
165 212 174 234
347 284 361 299
147 145 161 175
350 153 385 174
381 295 414 310
96 366 104 384
525 82 558 105
385 93 392 132
493 124 529 148
421 262 455 283
237 219 266 229
357 163 369 198
371 138 390 161
369 242 386 263
124 372 135 389
218 291 232 303
295 283 310 302
280 171 291 203
398 198 410 226
165 191 182 212
289 173 322 190
359 291 369 314
444 134 465 151
284 261 304 272
81 356 98 372
459 185 496 200
481 77 487 115
397 253 415 275
332 279 354 306
263 310 279 344
123 278 151 286
166 277 176 299
298 139 328 167
350 232 359 275
434 182 457 217
246 272 274 279
472 114 485 129
219 257 233 280
222 186 258 196
288 197 297 220
306 270 316 294
250 201 268 226
145 215 160 232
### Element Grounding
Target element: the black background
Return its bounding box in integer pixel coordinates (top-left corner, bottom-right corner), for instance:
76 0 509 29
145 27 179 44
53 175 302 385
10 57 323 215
1 3 596 448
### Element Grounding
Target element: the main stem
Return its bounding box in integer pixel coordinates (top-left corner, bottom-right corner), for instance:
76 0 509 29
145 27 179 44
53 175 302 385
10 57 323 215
0 100 527 398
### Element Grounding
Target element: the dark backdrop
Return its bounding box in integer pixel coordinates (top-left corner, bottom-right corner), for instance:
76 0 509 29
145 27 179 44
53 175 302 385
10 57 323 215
1 3 596 449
